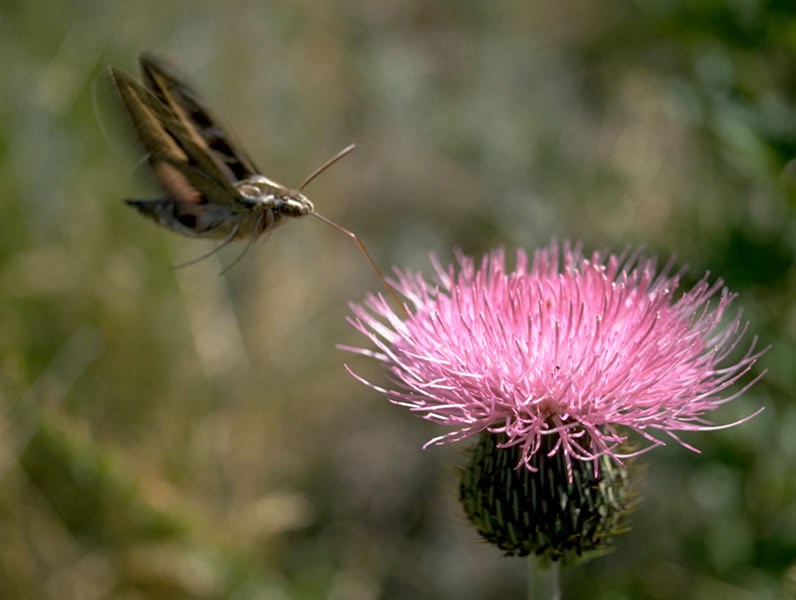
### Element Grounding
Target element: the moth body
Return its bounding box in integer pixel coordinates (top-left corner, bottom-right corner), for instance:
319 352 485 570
127 177 314 241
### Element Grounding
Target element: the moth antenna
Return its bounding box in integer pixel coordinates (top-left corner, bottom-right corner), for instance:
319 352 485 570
299 144 357 191
310 212 408 317
171 225 240 270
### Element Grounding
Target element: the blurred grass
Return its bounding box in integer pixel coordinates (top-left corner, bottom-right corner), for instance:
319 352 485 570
0 0 793 598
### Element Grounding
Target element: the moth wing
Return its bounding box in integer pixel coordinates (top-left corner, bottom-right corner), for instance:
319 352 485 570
110 66 242 209
138 53 265 185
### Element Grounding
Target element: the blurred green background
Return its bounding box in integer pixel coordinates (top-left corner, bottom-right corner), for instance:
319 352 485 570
0 0 793 598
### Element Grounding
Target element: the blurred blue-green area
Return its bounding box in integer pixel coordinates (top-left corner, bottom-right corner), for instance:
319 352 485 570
0 0 793 598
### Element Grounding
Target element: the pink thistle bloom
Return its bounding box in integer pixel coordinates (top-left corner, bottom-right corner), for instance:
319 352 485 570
344 241 766 473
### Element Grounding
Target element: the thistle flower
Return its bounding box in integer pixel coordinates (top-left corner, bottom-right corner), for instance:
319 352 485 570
345 241 766 475
344 241 766 560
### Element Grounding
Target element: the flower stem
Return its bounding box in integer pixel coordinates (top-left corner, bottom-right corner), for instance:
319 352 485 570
527 557 560 600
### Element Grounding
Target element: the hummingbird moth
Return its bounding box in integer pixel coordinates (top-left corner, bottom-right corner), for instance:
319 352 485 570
110 54 403 307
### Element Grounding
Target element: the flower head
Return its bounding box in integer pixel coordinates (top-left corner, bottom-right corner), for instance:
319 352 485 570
345 241 766 474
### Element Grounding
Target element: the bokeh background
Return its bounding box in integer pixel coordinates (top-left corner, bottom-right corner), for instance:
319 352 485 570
0 1 794 598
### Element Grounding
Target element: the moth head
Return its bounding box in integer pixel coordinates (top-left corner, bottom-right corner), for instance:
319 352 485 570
236 178 315 217
279 191 315 217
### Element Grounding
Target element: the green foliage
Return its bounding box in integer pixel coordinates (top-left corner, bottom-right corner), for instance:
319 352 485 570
19 413 189 544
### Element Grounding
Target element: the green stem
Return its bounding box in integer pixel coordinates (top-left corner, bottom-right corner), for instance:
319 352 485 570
527 557 561 600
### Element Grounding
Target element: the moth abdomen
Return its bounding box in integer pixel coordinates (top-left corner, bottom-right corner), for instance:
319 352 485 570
125 198 245 239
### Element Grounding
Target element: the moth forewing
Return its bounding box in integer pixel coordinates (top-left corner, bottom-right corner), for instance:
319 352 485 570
110 66 239 205
138 54 261 183
110 63 253 242
110 68 188 163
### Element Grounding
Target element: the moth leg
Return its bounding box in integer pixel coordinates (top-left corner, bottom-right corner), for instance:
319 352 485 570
255 209 275 243
170 224 240 270
218 209 273 275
